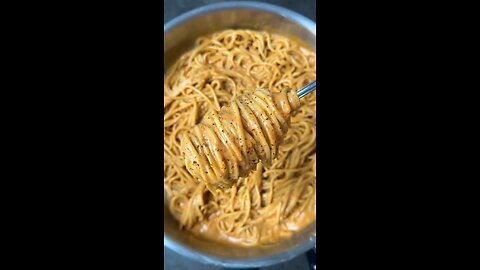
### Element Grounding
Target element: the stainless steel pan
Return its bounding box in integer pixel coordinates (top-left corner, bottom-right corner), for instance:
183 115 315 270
164 2 316 267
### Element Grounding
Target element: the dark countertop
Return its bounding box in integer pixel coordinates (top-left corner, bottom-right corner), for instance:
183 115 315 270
165 246 312 270
164 0 316 24
164 1 316 269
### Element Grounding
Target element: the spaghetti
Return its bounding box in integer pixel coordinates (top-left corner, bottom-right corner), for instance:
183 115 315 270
164 30 316 246
181 88 301 190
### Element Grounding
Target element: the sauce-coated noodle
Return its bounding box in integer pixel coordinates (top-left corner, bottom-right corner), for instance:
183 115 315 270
164 30 316 246
182 88 301 190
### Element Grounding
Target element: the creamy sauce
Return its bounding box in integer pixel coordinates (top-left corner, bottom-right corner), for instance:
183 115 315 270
182 89 300 190
190 206 316 247
164 29 316 247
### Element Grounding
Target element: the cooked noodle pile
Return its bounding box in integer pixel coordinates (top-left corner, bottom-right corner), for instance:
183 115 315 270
164 30 316 246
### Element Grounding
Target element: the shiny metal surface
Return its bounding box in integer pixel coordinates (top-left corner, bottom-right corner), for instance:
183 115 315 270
164 2 316 268
297 81 317 99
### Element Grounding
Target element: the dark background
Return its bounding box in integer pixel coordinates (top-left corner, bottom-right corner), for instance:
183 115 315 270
164 1 316 269
3 0 459 269
164 0 316 23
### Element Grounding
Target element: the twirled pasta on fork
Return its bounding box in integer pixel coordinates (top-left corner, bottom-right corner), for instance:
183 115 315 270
181 88 301 190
